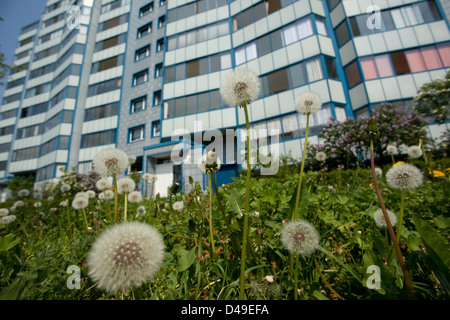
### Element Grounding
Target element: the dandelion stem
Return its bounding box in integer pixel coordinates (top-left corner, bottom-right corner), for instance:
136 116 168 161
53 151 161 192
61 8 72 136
66 205 72 238
239 103 252 300
294 255 300 300
396 189 405 245
124 193 128 222
290 114 310 275
370 139 416 299
82 208 88 230
210 173 230 229
208 173 216 257
113 174 119 223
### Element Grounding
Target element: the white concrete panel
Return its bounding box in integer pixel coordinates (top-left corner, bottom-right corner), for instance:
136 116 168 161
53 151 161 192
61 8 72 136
184 114 197 133
259 54 274 74
413 72 432 90
383 30 403 51
330 3 345 28
328 80 346 104
264 95 280 118
186 44 197 61
272 48 288 70
342 0 361 16
310 80 331 103
286 42 303 64
293 0 311 18
365 80 385 102
196 74 209 93
163 82 175 100
222 108 236 128
196 112 209 133
301 36 320 59
353 36 372 56
349 83 368 110
254 18 269 38
396 74 417 98
318 36 335 57
209 109 222 130
206 38 219 55
184 77 197 96
267 11 282 31
277 90 295 114
243 24 256 43
429 21 450 43
165 50 175 66
368 33 387 54
249 98 265 122
413 24 434 46
381 77 401 100
398 27 419 49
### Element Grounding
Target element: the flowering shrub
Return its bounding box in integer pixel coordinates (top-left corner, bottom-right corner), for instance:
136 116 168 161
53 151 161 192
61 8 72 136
307 104 429 170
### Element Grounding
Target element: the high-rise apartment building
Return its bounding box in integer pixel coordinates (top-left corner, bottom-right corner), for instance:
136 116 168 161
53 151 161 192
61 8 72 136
0 0 449 199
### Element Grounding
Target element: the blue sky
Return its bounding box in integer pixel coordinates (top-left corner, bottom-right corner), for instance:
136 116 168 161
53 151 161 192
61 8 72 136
0 0 48 102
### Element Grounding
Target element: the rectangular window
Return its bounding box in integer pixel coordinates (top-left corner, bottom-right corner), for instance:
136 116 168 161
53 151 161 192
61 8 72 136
129 125 145 142
345 61 361 87
156 38 164 52
88 77 122 96
135 45 150 61
158 15 165 28
155 63 163 78
335 22 350 47
11 146 40 162
153 90 161 106
138 23 152 38
81 129 116 148
131 96 147 113
139 2 153 17
133 70 148 86
152 121 161 137
84 102 119 121
186 60 199 78
267 68 289 95
390 51 410 75
0 125 14 136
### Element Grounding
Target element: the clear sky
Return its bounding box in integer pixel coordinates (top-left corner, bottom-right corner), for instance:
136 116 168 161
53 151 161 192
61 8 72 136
0 0 48 103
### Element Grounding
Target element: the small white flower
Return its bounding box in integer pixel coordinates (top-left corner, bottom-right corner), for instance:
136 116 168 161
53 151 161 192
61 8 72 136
386 145 398 155
407 145 422 159
60 200 68 207
101 189 115 200
96 178 112 191
128 191 143 203
93 148 129 177
399 144 409 154
315 151 326 162
220 69 260 107
137 205 147 216
295 92 322 115
198 151 221 174
0 208 9 217
265 276 274 283
34 202 42 208
172 201 184 211
117 177 136 195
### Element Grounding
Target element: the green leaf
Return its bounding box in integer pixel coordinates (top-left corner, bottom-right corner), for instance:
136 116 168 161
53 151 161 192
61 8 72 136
312 290 330 300
0 234 21 252
413 215 450 270
0 278 27 300
177 247 197 272
228 189 244 218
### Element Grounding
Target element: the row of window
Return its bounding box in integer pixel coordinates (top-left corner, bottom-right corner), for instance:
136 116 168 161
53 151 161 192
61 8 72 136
91 55 124 74
5 77 26 89
87 77 122 97
165 52 230 82
139 0 167 18
100 0 130 14
232 0 299 32
235 16 326 66
84 102 119 122
346 43 450 87
98 13 129 32
167 0 228 23
335 0 440 47
128 121 160 143
94 33 127 52
130 91 161 114
11 135 69 162
167 20 229 51
20 102 48 118
0 125 14 136
163 56 332 119
350 0 440 38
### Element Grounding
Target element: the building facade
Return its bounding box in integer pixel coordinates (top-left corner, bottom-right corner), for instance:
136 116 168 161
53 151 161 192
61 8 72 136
0 0 449 199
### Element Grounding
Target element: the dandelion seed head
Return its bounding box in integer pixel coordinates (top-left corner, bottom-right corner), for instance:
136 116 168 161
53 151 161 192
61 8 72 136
128 191 143 203
386 145 398 155
295 92 322 115
375 167 383 176
93 148 129 177
137 206 147 216
315 151 326 162
72 197 89 210
386 163 423 190
17 189 30 197
117 177 136 195
87 221 165 293
96 178 112 191
34 202 41 208
172 201 184 211
281 219 320 256
407 145 422 159
373 208 397 228
86 190 96 198
220 69 260 107
0 208 9 217
60 184 71 193
1 215 16 225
